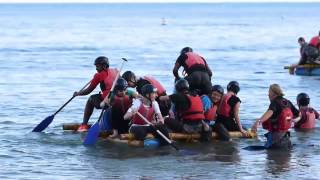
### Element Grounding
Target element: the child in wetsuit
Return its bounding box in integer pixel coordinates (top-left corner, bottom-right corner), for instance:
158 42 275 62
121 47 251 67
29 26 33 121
293 93 319 129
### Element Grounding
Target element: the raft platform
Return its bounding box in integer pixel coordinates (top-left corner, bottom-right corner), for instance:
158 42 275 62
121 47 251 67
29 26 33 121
63 123 257 147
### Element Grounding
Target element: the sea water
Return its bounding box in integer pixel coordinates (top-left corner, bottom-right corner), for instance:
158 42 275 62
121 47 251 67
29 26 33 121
0 3 320 179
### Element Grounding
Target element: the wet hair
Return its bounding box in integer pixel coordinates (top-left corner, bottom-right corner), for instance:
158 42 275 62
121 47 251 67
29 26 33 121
297 92 310 106
180 47 193 54
298 37 305 42
175 79 189 93
122 71 136 83
227 81 240 94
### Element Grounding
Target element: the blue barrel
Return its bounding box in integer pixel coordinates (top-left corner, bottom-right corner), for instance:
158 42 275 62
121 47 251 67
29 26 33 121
144 139 160 148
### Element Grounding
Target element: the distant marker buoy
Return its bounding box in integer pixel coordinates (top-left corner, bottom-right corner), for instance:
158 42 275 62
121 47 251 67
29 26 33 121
161 18 167 26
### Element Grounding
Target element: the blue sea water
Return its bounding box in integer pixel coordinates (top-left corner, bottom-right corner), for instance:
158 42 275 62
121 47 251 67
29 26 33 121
1 3 320 179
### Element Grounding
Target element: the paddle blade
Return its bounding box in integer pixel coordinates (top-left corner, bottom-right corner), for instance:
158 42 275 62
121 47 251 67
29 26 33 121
83 122 100 146
32 115 54 132
243 145 266 151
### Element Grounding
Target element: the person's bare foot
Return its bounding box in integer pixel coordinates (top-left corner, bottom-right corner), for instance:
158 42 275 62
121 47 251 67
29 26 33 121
108 130 119 139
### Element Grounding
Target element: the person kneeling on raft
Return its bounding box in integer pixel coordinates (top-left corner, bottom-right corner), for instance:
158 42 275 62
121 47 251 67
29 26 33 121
123 84 170 145
160 79 212 141
252 84 299 149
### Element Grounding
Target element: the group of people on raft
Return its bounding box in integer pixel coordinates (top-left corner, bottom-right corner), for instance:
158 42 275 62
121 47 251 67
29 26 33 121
290 30 320 69
73 46 319 150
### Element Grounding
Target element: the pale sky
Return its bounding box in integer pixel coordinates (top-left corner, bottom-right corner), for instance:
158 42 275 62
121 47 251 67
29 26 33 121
0 0 319 3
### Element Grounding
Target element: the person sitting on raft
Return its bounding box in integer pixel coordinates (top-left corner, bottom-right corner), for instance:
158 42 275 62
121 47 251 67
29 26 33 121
201 85 224 126
251 84 299 150
107 78 135 138
122 71 171 116
293 93 319 129
123 84 169 145
161 79 212 141
73 56 118 132
214 81 249 141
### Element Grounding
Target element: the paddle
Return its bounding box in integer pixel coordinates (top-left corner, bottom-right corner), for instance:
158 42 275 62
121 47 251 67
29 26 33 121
32 81 91 132
243 145 266 151
83 58 127 146
136 112 180 151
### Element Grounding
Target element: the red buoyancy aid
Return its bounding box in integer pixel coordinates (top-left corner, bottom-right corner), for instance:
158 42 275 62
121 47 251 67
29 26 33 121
185 52 206 70
101 68 118 98
112 95 132 114
205 105 217 121
132 103 155 125
295 108 316 129
262 99 293 132
309 36 320 48
143 76 166 96
217 94 232 118
180 95 205 122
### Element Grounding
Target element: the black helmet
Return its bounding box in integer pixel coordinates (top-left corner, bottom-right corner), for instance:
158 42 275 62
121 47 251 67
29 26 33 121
114 78 128 91
180 47 193 54
94 56 109 68
297 92 310 106
175 79 189 92
141 84 157 97
212 85 224 95
227 81 240 94
122 71 136 83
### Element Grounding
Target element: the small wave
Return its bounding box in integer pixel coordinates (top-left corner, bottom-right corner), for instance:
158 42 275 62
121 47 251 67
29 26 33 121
0 46 99 53
0 154 14 159
254 71 266 74
0 121 16 125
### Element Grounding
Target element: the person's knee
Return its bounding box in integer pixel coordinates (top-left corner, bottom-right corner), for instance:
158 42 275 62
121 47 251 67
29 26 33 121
130 127 147 141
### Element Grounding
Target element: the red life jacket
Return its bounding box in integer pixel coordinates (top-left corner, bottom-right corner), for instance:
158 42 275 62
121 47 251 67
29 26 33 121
112 95 132 114
217 94 232 118
185 52 206 70
262 99 293 132
295 107 316 129
101 68 118 98
143 76 166 96
205 105 217 121
309 36 320 48
179 95 205 122
132 103 155 125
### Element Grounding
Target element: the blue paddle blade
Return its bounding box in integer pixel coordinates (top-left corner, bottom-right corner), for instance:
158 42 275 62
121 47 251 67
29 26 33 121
243 145 266 151
32 115 54 132
99 109 112 131
83 122 100 146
